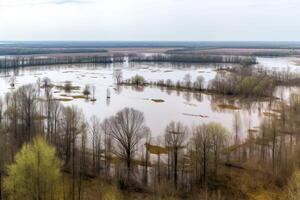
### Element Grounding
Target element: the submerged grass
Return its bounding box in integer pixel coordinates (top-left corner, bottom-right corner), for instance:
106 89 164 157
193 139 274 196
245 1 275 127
217 104 241 110
72 95 86 99
263 112 279 117
182 113 208 118
151 99 165 103
54 97 73 102
146 143 169 154
294 60 300 66
56 85 81 91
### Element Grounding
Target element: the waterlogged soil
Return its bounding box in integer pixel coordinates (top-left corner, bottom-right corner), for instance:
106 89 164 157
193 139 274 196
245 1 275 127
0 58 296 138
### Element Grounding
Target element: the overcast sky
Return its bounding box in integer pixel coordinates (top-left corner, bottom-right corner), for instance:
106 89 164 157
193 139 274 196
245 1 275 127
0 0 299 41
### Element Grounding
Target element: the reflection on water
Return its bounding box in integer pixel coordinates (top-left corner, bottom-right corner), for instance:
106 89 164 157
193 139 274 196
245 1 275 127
0 58 296 138
274 86 300 101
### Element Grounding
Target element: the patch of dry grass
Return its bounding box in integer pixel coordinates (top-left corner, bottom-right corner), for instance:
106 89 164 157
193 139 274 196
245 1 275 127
218 104 241 110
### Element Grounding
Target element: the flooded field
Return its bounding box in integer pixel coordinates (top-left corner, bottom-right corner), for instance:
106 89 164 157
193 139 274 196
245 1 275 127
0 57 298 138
256 56 300 71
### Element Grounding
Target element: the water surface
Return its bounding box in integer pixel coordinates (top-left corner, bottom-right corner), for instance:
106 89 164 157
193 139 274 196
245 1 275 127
0 58 295 139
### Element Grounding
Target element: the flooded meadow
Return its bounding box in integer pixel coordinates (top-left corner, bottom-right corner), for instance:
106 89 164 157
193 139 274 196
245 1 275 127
0 56 299 139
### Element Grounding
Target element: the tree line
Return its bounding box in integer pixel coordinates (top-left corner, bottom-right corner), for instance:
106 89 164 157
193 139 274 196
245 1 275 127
120 68 275 98
128 54 257 66
0 54 125 69
119 65 300 99
0 48 107 56
0 53 257 70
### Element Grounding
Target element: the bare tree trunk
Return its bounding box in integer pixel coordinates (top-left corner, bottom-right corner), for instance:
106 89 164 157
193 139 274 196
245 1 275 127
127 150 131 182
203 143 207 186
167 151 170 180
0 170 2 200
72 130 76 200
158 153 161 184
174 148 178 188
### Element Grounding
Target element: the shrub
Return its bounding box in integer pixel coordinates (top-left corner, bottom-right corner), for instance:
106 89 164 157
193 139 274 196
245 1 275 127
4 137 61 200
131 74 145 85
83 84 91 98
64 81 73 93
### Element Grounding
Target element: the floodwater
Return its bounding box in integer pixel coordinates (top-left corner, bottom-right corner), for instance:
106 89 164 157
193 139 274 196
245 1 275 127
256 56 300 72
0 57 297 139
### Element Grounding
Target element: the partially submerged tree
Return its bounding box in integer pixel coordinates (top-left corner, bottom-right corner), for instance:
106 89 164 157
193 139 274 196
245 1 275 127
83 84 91 99
131 74 145 85
64 81 73 93
91 85 96 101
113 69 123 84
183 73 192 88
193 75 205 91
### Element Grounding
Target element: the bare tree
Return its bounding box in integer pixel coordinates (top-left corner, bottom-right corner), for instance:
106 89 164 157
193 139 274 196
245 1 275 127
183 73 192 88
102 118 112 178
209 123 229 175
192 124 211 186
61 106 86 200
83 84 91 99
90 115 101 172
0 99 3 124
113 69 123 84
108 107 149 182
165 121 188 188
45 89 53 140
91 85 96 101
50 101 61 145
233 112 241 145
16 84 38 142
143 132 151 185
0 102 5 200
42 77 51 90
78 123 88 200
193 75 205 91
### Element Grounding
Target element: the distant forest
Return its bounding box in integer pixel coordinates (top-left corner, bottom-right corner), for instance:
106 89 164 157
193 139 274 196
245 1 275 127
1 41 300 50
0 48 107 56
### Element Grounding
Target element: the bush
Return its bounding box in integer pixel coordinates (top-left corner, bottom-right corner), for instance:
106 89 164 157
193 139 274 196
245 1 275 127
131 74 146 85
64 81 73 93
235 76 259 96
235 76 274 97
83 84 91 98
4 137 61 200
